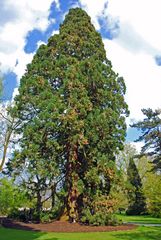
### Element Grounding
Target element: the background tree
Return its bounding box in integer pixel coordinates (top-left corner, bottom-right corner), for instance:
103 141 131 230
0 70 19 173
131 108 161 171
0 104 19 172
116 143 138 177
137 155 161 217
143 170 161 217
7 93 62 221
115 143 140 213
8 8 129 224
0 178 29 215
126 157 147 215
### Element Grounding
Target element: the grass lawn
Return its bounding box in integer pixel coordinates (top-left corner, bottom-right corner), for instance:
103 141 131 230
0 226 161 240
116 214 161 224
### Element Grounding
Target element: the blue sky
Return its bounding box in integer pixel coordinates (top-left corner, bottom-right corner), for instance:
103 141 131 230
1 0 161 149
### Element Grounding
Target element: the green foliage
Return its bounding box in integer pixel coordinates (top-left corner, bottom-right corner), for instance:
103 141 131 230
7 8 129 223
40 211 53 223
115 143 142 212
9 208 53 223
143 170 161 217
131 108 161 171
81 194 119 226
81 207 119 226
109 171 129 212
128 154 161 218
8 208 32 222
126 158 147 215
0 178 28 215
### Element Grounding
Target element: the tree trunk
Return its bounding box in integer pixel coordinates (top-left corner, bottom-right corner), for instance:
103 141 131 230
36 190 42 222
51 184 56 208
0 126 13 172
66 145 79 222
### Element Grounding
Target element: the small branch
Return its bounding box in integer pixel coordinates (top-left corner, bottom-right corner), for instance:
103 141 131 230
0 112 12 123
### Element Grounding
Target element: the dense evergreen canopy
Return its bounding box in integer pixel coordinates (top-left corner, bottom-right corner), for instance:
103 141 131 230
8 8 129 223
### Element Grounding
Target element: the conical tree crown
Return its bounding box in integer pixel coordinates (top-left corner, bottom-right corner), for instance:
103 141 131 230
9 8 129 223
49 8 106 60
127 158 146 215
127 158 142 189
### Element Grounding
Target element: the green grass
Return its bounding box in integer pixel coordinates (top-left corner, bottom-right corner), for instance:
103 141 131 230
116 214 161 224
0 226 161 240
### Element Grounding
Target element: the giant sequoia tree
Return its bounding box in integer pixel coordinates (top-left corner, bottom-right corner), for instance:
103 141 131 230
8 8 129 223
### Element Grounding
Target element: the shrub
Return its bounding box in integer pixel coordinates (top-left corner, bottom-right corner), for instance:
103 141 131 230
0 178 29 216
81 196 120 226
40 212 53 223
81 207 120 226
8 208 37 222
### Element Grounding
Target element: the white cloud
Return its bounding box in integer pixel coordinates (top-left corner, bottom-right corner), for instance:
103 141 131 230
114 22 161 56
80 0 107 29
36 41 47 49
36 30 59 50
0 0 59 83
106 0 161 50
12 88 19 100
14 51 34 81
54 0 60 10
103 39 161 123
130 142 144 153
79 0 161 123
51 30 59 36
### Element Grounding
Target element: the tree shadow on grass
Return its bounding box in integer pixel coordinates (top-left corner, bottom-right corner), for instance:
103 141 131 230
113 227 161 240
0 227 54 240
0 218 58 240
1 217 41 232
